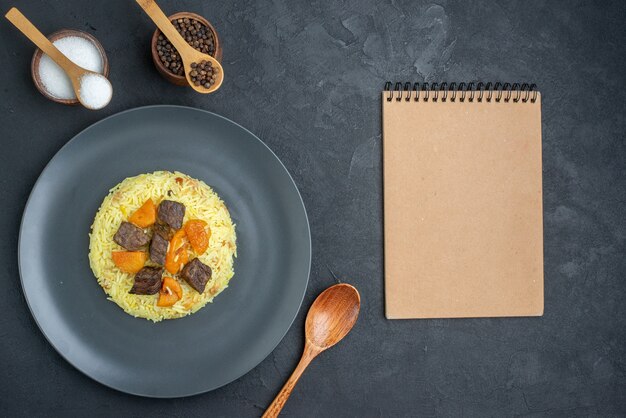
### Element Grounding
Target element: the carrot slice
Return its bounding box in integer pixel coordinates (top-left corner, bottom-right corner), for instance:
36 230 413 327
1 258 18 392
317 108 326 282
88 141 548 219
112 251 147 273
184 219 210 255
157 277 183 307
176 245 189 267
128 199 156 228
165 229 188 274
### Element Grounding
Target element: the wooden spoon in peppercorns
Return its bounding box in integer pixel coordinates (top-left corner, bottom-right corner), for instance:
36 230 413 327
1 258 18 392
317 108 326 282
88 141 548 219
136 0 223 93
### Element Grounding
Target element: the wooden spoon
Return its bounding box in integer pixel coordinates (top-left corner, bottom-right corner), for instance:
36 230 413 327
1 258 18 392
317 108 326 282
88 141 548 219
263 283 361 418
5 7 112 110
135 0 224 94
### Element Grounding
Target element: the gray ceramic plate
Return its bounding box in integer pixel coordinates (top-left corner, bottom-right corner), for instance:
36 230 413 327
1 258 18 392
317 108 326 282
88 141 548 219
18 105 311 397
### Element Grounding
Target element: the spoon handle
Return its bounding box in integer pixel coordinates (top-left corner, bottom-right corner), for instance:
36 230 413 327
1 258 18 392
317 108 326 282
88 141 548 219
135 0 191 56
262 344 321 418
5 8 76 74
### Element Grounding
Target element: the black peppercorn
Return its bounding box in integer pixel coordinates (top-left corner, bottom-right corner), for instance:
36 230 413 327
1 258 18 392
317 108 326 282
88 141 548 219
189 58 219 89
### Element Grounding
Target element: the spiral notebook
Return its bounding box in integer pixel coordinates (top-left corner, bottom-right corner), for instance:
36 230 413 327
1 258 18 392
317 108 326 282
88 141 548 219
382 82 544 319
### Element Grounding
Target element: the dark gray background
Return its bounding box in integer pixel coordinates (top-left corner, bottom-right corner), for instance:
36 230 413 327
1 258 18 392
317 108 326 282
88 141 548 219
1 0 624 416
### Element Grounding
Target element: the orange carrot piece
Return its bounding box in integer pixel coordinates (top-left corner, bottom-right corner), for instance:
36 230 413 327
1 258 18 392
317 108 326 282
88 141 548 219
128 199 156 228
157 277 183 307
176 245 189 267
165 229 188 274
184 219 210 255
112 251 147 273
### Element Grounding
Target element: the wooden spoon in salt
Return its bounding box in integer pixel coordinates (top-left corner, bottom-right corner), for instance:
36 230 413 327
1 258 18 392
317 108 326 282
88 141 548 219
5 7 112 110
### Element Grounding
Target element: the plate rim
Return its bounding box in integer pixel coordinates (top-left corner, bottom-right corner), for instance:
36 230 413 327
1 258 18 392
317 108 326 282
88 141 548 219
17 105 312 398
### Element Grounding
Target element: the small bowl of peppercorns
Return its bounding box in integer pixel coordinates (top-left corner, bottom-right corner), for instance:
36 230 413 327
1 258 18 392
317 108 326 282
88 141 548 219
151 12 222 87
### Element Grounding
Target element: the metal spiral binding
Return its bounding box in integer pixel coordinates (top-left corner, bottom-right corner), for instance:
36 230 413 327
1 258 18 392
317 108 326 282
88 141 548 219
384 82 538 103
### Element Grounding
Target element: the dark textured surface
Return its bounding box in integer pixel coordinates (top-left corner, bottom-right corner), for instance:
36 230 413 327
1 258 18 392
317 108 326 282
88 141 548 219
1 0 624 416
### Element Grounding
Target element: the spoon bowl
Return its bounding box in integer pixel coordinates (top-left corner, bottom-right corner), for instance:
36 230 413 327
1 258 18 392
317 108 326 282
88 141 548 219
263 283 360 418
305 284 360 349
180 47 224 93
74 72 113 110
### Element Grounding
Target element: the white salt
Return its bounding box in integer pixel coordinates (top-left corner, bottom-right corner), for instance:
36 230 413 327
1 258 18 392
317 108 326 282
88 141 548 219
38 36 104 100
79 73 112 109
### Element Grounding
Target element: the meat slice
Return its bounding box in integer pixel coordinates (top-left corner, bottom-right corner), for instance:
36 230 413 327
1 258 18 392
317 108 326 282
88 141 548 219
113 221 150 251
157 200 185 230
153 222 175 241
149 233 169 265
180 258 212 293
129 266 163 295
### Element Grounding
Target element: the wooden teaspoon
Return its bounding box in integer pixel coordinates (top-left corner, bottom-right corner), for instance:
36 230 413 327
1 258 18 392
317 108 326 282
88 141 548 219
5 7 113 110
135 0 224 94
263 284 361 418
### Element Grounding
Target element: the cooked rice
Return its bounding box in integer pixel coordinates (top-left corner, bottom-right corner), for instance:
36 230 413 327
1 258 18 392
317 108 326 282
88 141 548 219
89 171 237 321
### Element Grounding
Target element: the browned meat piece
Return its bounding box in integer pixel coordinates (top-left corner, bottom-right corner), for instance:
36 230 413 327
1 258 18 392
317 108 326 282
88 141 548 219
157 200 185 230
129 266 163 295
113 221 150 251
180 258 212 293
153 222 175 241
149 233 169 265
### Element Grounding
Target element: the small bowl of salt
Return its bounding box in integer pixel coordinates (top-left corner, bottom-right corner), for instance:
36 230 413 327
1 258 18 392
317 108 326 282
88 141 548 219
31 29 109 106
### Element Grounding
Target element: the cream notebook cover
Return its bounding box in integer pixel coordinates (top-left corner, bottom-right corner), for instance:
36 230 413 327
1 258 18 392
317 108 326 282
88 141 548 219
382 83 543 319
